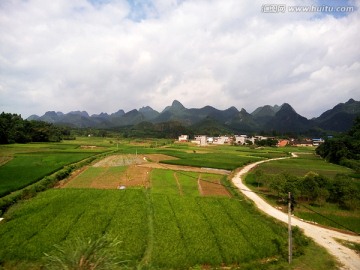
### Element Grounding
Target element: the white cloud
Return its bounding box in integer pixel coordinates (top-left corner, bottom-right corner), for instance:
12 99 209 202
0 0 359 118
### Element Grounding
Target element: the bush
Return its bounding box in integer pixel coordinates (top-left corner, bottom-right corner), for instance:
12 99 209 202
292 226 310 256
340 158 360 173
43 235 129 270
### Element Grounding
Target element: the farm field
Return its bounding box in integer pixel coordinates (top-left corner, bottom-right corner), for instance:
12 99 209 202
0 139 349 269
0 187 335 269
245 152 360 233
63 154 230 197
0 152 96 197
253 152 353 178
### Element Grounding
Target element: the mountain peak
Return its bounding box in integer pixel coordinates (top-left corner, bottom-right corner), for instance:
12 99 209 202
171 100 185 109
139 106 159 120
68 111 89 118
227 106 239 112
346 98 356 104
162 100 186 113
139 106 155 113
279 103 296 114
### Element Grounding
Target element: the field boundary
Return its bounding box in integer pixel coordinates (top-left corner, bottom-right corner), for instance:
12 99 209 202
174 172 183 196
138 163 230 175
139 189 154 267
0 150 115 214
0 156 13 167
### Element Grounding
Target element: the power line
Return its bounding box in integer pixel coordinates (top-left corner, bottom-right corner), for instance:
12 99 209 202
296 202 359 235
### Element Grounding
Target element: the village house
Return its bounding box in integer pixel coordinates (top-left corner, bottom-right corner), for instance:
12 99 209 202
277 139 289 147
192 135 207 146
213 136 230 145
178 135 189 142
312 138 324 146
234 135 248 145
291 138 313 147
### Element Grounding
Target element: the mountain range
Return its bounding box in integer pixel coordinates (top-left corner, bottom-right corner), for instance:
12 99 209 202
27 99 360 135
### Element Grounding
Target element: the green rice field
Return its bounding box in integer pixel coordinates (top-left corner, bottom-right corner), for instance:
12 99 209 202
0 140 346 269
0 152 96 196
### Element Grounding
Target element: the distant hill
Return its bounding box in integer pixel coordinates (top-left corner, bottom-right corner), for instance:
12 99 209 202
314 99 360 132
27 98 360 134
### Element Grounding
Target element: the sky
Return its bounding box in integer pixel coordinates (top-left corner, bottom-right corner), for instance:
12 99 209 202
0 0 359 119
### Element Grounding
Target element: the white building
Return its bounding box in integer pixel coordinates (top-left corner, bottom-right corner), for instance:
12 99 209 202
213 136 230 145
192 135 207 146
178 135 189 142
235 135 248 145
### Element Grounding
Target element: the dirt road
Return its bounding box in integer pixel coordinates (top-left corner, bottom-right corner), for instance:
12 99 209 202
232 156 360 270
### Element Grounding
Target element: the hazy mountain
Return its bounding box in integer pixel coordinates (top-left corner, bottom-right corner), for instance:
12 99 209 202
228 108 260 133
139 106 160 121
27 98 360 134
27 114 40 121
251 104 281 127
68 111 89 118
264 103 313 132
110 109 125 118
41 111 62 123
155 100 192 124
314 99 360 132
251 104 280 117
191 116 233 136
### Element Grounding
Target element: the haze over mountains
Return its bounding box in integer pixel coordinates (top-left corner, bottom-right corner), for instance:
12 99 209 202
27 99 360 134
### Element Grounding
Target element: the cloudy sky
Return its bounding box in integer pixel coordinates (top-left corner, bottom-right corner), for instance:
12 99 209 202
1 0 359 118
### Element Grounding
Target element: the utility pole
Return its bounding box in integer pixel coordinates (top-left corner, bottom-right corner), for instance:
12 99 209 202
288 191 292 264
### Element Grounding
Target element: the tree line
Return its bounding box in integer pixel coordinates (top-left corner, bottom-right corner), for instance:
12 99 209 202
316 117 360 172
251 170 359 210
0 112 70 144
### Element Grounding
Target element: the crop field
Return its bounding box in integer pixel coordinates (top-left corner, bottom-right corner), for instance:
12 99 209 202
159 152 263 170
0 188 293 269
0 152 96 197
0 141 115 197
0 139 344 269
246 152 360 233
155 144 300 170
254 152 352 177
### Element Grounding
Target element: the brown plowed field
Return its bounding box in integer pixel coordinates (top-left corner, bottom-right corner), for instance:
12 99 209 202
62 154 231 196
115 165 151 188
138 163 230 175
198 178 231 197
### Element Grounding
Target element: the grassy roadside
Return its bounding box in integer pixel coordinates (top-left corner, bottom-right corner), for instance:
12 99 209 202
244 152 359 234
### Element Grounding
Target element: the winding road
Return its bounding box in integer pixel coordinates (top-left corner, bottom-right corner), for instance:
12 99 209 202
231 154 360 270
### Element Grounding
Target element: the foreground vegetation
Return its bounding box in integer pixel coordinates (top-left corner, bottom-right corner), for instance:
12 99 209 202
0 137 354 269
0 184 336 269
245 153 359 233
0 112 72 144
316 116 360 172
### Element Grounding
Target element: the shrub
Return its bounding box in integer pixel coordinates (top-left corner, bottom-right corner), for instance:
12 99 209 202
43 235 129 270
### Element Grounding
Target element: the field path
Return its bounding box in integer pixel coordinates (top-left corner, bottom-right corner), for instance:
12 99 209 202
174 172 183 196
231 155 360 270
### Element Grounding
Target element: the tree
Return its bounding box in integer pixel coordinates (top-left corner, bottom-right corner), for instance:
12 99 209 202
316 116 360 171
0 112 64 144
300 172 329 205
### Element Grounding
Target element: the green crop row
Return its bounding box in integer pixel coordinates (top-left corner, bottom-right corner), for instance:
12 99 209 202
151 169 180 195
0 189 148 266
160 152 262 170
175 171 199 196
0 188 291 269
150 193 287 268
256 154 352 178
0 151 115 214
0 152 96 197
